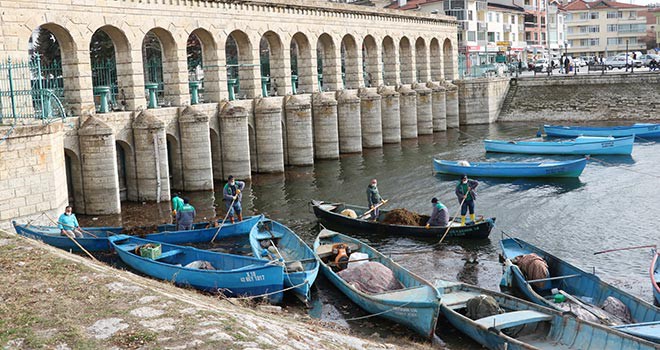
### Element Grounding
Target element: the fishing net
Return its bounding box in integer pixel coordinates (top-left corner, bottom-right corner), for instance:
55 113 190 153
337 261 404 294
120 225 159 237
466 295 503 320
382 208 428 226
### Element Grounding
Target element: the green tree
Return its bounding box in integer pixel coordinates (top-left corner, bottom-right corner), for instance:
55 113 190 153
34 28 61 66
90 30 115 64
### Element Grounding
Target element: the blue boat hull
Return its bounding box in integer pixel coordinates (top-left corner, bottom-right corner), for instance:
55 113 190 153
436 280 658 350
109 235 284 303
314 230 441 339
500 238 660 343
544 123 660 139
11 216 262 253
249 218 319 303
484 136 634 155
433 158 587 178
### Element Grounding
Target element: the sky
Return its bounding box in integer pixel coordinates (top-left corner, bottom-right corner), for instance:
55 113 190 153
628 0 659 5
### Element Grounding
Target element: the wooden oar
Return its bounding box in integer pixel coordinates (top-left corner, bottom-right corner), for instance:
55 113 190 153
558 290 613 325
210 196 237 243
44 212 98 238
438 188 471 245
327 256 380 267
359 199 388 220
61 231 98 261
593 245 656 255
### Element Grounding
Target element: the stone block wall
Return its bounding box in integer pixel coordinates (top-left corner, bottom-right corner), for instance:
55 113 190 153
0 122 68 229
499 73 660 122
455 77 510 125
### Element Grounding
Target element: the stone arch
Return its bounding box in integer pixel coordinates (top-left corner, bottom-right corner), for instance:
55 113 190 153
443 38 455 80
89 25 135 111
430 38 442 81
415 37 429 83
290 32 314 94
209 128 223 181
316 33 339 91
399 36 413 84
187 28 218 104
259 31 286 97
142 28 179 106
115 140 135 201
63 148 84 213
340 34 359 89
225 30 255 100
362 35 379 88
382 36 396 86
166 134 183 190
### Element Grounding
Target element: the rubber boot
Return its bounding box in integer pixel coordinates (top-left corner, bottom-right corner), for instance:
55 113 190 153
461 215 466 226
470 214 476 223
230 216 235 224
238 214 243 222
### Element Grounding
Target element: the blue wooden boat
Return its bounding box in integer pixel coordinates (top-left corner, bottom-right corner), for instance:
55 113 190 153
313 228 441 339
543 123 660 139
11 215 262 253
652 250 660 307
436 279 659 350
484 136 634 155
108 235 285 303
249 218 319 304
433 158 587 178
500 238 660 343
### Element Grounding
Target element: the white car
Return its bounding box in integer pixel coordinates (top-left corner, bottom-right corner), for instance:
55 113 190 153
614 54 642 68
640 54 660 67
573 58 587 67
605 56 641 69
533 59 549 72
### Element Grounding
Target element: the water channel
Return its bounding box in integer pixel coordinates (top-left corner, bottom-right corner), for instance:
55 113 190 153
80 121 660 347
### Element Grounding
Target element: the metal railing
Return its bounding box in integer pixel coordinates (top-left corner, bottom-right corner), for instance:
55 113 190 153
0 55 66 123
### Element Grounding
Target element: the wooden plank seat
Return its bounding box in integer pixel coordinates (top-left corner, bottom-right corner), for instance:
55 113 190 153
474 310 553 330
154 249 183 260
441 291 480 310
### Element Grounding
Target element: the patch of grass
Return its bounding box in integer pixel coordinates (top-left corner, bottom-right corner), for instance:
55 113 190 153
111 329 158 349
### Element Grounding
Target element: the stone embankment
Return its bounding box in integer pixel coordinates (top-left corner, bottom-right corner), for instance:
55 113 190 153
0 229 435 350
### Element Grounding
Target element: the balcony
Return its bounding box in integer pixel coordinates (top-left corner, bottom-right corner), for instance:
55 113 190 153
523 5 538 11
476 1 487 11
525 22 538 28
458 21 468 31
478 22 488 31
504 23 512 32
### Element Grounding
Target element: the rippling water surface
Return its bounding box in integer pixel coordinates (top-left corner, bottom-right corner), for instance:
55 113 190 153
81 121 660 347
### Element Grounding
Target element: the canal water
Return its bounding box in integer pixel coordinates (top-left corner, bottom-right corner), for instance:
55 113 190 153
80 121 660 347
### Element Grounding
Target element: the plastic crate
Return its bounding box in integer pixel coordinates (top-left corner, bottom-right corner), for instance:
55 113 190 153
139 243 161 259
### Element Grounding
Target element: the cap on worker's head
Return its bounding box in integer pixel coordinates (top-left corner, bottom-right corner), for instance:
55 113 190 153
183 197 190 204
228 175 234 181
431 197 438 203
461 174 468 180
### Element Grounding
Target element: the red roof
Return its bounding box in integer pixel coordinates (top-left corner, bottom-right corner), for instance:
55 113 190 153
563 0 646 11
386 0 443 10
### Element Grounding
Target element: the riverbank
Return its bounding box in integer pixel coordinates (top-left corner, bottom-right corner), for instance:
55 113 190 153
0 229 436 350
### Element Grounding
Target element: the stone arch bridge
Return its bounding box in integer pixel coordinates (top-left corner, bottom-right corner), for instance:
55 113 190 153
0 0 460 216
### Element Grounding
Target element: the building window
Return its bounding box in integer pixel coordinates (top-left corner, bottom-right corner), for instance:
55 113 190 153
525 32 531 41
628 11 637 19
511 16 515 24
478 31 486 41
607 24 617 32
589 38 599 46
496 13 501 23
496 32 500 41
488 32 495 42
606 11 622 19
488 12 493 22
559 16 563 24
534 32 538 41
541 32 546 42
512 33 516 41
468 10 473 20
468 31 476 41
566 13 573 21
579 13 588 21
589 12 598 20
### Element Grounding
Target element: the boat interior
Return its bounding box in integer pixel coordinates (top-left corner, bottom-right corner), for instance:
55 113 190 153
252 219 317 274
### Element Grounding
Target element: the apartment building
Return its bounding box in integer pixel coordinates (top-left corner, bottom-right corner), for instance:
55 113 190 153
564 0 647 57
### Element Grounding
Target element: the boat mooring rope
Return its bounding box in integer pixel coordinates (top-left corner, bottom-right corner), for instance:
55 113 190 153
342 300 415 321
217 279 309 301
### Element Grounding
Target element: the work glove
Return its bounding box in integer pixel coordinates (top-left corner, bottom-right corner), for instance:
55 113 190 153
236 189 241 195
233 195 238 200
425 224 430 229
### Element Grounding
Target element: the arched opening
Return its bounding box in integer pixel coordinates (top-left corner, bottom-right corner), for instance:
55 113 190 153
341 35 359 89
28 25 70 110
225 30 254 100
187 33 204 102
166 134 183 190
415 38 429 83
291 33 313 94
399 37 413 84
248 124 257 172
259 31 286 97
430 38 442 81
209 128 223 181
63 149 83 212
89 29 118 112
443 39 455 80
187 29 218 103
362 35 378 88
382 36 396 86
142 31 164 106
317 34 339 91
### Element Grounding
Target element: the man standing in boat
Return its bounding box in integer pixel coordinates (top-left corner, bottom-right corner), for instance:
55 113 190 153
426 198 449 228
366 178 384 220
58 206 84 238
223 175 245 223
455 175 478 226
175 198 196 230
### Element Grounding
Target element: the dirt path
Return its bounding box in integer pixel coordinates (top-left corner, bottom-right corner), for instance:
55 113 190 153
0 230 436 350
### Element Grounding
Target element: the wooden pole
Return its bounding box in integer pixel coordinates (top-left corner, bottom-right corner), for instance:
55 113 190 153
359 199 388 220
211 196 237 243
438 188 471 245
593 245 656 255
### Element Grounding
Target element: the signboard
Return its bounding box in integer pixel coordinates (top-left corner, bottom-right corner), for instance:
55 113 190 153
467 46 481 51
496 41 511 47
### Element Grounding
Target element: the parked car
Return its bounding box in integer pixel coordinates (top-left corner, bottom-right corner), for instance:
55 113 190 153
573 57 587 67
640 54 660 67
604 56 641 69
533 59 549 72
614 53 643 68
